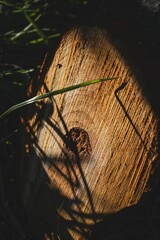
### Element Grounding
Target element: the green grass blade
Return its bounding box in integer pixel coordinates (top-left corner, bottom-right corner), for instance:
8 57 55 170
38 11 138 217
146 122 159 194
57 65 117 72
0 77 120 121
0 0 14 7
23 11 48 44
10 14 41 41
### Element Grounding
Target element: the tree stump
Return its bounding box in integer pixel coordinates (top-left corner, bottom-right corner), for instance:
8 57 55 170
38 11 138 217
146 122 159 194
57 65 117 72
21 27 159 240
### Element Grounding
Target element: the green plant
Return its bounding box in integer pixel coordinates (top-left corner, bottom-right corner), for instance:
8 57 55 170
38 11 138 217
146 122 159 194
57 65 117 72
0 0 60 45
0 77 119 121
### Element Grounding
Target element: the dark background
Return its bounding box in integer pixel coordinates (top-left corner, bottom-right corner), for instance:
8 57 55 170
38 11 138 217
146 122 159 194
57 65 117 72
0 0 160 239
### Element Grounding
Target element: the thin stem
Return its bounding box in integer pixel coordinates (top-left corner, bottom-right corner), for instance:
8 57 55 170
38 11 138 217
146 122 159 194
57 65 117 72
0 77 120 121
10 14 42 41
23 11 48 44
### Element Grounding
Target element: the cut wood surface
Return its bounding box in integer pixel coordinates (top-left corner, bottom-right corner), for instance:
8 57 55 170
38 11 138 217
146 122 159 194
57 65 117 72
21 27 159 240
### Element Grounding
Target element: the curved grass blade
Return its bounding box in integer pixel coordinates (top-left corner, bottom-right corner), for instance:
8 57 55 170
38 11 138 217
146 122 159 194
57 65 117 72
0 77 120 121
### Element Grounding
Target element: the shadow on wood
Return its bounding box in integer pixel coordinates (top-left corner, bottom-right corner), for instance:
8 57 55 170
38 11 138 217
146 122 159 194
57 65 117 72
21 21 160 240
90 192 160 240
21 98 105 239
86 0 160 116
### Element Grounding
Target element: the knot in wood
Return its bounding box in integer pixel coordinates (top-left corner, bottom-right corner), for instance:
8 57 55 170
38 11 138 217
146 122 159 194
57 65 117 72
63 127 92 162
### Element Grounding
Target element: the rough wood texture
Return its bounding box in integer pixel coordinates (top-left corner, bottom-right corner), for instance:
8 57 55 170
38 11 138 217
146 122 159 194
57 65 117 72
21 27 159 240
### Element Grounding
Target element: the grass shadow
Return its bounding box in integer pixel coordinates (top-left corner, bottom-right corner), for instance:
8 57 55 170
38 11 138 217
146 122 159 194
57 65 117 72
21 95 108 239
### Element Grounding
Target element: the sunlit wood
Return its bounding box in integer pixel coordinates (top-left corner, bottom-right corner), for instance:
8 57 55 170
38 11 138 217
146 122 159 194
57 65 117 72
21 27 159 240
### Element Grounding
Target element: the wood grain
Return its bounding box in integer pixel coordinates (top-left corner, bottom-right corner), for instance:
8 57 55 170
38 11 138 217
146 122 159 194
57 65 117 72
21 27 159 240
